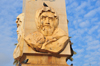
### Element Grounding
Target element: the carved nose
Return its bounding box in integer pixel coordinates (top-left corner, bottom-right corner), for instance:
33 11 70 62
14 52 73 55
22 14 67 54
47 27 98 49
16 29 18 32
45 18 49 24
16 28 19 33
16 30 18 34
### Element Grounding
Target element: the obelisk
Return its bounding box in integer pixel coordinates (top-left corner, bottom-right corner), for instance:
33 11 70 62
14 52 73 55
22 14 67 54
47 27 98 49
13 0 73 66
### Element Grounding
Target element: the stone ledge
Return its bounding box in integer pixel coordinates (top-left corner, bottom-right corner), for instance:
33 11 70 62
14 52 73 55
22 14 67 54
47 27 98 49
22 64 69 66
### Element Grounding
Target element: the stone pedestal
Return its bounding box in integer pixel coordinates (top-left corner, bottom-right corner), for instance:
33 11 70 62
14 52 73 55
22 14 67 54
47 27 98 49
21 53 69 66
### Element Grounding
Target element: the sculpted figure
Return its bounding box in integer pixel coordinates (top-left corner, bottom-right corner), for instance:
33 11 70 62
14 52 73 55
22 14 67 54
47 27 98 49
13 13 24 60
25 6 69 53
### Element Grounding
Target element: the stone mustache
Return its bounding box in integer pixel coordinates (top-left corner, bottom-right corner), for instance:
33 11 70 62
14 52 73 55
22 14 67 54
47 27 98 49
25 6 69 53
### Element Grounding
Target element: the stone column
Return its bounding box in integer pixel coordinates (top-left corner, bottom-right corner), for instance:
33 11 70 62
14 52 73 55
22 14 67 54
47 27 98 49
14 0 72 66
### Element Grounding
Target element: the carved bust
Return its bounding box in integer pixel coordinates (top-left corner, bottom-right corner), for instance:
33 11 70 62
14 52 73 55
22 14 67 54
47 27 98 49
25 6 69 53
13 13 24 59
16 13 24 41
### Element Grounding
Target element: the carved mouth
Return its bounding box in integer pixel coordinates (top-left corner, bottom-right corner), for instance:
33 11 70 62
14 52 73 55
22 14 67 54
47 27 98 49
43 23 50 26
43 24 51 26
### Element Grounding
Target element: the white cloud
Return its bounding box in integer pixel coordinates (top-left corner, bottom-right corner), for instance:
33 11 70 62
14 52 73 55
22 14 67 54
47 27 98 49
78 19 82 22
86 44 100 50
67 0 100 66
84 35 100 50
67 2 78 9
79 20 89 28
75 49 84 53
84 51 100 64
84 36 93 42
92 0 96 1
83 63 89 66
84 55 90 58
97 34 100 38
70 28 87 36
91 17 98 22
0 0 22 66
87 40 99 45
98 29 100 33
96 0 100 6
84 7 100 17
91 61 97 64
66 2 78 13
73 20 78 29
75 54 82 58
0 53 12 66
98 62 100 65
76 2 87 11
65 0 73 4
88 25 99 34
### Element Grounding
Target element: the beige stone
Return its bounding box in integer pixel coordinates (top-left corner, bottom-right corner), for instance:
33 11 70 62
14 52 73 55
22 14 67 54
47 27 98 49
13 13 25 60
24 6 69 53
22 0 70 55
13 0 73 66
21 54 69 66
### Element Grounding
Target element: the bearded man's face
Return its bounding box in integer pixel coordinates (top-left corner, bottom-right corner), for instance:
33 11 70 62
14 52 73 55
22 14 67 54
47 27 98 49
38 12 58 36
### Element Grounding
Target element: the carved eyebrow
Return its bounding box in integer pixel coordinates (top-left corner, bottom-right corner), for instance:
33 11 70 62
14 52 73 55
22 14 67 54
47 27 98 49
54 16 57 19
40 16 46 19
17 18 19 20
41 16 54 18
49 17 54 19
41 15 47 17
17 24 19 27
16 20 18 23
42 16 47 18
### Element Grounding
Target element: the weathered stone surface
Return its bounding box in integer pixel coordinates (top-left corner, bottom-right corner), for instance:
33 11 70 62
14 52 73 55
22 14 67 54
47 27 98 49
13 13 24 60
21 54 69 66
22 0 71 55
13 0 72 66
24 6 69 53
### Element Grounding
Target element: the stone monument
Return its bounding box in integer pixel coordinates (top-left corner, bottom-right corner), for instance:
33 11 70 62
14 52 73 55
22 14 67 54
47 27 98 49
13 0 73 66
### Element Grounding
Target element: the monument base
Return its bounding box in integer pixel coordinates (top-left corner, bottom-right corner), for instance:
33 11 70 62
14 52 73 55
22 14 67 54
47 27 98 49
22 64 69 66
21 53 69 66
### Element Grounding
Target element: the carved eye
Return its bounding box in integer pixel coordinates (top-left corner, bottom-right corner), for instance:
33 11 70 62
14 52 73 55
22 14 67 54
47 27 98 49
17 24 20 27
43 16 46 20
20 21 22 22
54 16 57 19
16 21 18 23
17 18 19 20
49 17 53 21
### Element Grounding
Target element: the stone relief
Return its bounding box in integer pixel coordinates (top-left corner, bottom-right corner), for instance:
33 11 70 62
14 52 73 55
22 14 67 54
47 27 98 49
25 5 69 54
13 13 24 59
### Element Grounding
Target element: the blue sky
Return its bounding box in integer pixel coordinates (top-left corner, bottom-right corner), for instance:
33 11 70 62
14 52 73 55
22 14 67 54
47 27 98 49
0 0 100 66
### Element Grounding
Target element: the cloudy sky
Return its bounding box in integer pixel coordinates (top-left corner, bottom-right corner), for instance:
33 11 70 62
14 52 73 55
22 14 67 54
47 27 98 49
0 0 100 66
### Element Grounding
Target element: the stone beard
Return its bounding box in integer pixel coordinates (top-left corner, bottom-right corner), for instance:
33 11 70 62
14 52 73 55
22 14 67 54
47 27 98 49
17 21 22 42
13 13 24 59
37 11 58 36
40 25 54 36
